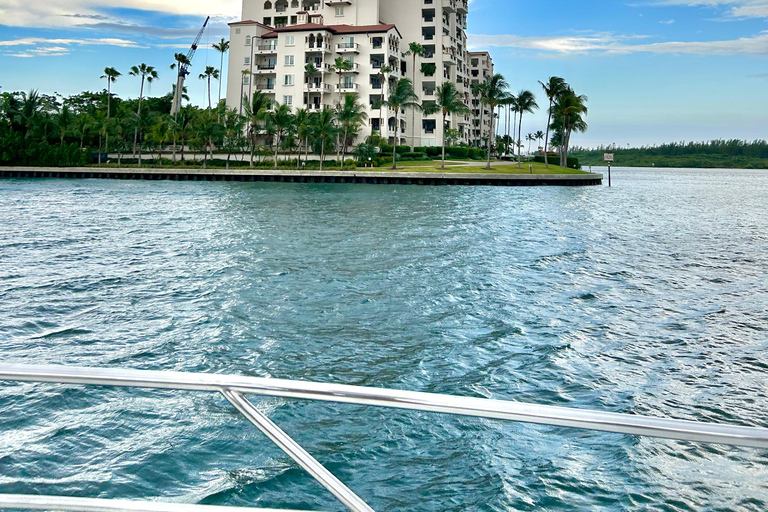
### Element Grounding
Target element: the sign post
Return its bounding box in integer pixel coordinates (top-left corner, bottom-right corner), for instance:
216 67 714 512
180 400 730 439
604 153 614 187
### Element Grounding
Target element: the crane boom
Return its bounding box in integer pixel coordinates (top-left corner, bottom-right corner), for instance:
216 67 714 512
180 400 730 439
172 16 210 116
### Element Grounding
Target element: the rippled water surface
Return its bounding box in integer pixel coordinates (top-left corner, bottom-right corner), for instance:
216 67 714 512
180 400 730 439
1 168 767 511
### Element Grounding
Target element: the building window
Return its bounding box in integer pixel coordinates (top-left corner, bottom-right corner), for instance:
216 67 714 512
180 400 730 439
284 74 294 85
335 6 344 16
243 75 250 85
235 28 241 35
263 17 272 25
285 55 294 66
244 57 251 65
285 35 295 46
283 95 293 106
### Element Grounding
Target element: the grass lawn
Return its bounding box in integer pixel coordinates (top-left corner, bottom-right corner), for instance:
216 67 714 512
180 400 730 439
358 162 590 175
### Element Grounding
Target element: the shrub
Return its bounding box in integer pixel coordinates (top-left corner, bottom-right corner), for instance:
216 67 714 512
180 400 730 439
401 152 430 160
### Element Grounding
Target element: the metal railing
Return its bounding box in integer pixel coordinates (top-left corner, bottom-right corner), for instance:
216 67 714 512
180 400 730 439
1 364 768 512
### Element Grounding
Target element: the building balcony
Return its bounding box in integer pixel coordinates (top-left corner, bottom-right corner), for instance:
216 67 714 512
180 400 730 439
256 84 276 91
305 42 332 53
442 0 456 13
335 83 359 93
457 0 468 14
336 42 361 53
254 64 277 73
305 82 333 93
307 103 324 112
255 44 277 54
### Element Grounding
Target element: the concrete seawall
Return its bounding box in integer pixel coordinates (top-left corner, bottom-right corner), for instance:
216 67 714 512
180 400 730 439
0 167 603 187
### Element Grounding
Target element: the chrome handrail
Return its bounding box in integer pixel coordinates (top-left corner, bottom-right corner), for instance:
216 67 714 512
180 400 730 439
0 494 320 512
2 364 768 512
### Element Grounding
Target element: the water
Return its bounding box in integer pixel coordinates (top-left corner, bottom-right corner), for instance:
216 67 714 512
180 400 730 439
0 168 767 511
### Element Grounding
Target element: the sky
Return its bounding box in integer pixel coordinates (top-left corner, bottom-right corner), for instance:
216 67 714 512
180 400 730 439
0 0 766 147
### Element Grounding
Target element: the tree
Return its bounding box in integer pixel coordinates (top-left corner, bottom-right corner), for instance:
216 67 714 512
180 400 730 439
54 104 73 145
293 108 311 167
212 39 230 122
243 91 271 167
149 115 171 166
196 113 224 169
514 90 538 167
404 42 425 151
335 93 368 163
501 94 516 156
199 66 220 111
101 67 121 120
128 108 154 168
539 76 567 168
478 74 509 170
330 57 352 159
552 88 588 166
18 90 43 138
376 65 392 139
379 78 421 170
312 107 337 171
433 82 470 169
304 63 321 108
101 67 121 161
534 130 545 153
526 133 535 155
267 103 294 169
129 64 159 155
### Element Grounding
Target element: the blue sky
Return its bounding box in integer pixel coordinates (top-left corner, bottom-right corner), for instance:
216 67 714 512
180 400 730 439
0 0 766 146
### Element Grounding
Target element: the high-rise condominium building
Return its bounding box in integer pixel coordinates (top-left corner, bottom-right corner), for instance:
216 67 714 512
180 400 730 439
226 0 494 148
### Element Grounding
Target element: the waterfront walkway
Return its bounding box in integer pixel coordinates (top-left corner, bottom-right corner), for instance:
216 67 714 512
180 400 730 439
0 167 603 187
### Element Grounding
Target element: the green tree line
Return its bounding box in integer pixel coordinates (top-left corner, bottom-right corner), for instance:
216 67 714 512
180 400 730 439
571 140 768 169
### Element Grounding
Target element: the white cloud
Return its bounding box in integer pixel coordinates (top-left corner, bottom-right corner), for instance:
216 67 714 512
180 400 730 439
0 37 146 58
468 31 768 56
653 0 768 19
0 0 240 28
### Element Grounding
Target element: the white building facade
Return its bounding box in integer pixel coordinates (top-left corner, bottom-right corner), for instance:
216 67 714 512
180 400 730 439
226 0 493 148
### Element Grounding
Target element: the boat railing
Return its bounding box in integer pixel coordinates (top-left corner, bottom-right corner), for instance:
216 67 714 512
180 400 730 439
1 364 767 512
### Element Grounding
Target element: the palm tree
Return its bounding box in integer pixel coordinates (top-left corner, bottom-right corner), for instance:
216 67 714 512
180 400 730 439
330 57 352 159
101 67 121 160
240 69 251 115
539 76 567 168
18 90 43 138
129 64 158 155
54 104 73 145
335 93 368 163
404 42 425 151
534 130 545 153
331 57 352 105
501 94 516 156
312 107 337 171
129 108 153 168
478 73 509 170
199 66 220 111
222 108 245 169
294 108 311 167
212 39 230 120
101 67 121 119
149 115 171 166
376 64 392 138
379 78 421 170
196 113 223 169
433 82 470 169
243 91 271 167
267 103 294 169
514 90 538 166
553 88 588 166
526 133 535 155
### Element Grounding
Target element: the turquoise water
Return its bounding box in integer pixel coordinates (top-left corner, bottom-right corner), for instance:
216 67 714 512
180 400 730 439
0 168 767 511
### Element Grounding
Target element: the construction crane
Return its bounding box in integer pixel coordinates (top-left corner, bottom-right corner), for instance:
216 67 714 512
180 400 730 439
171 16 210 117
